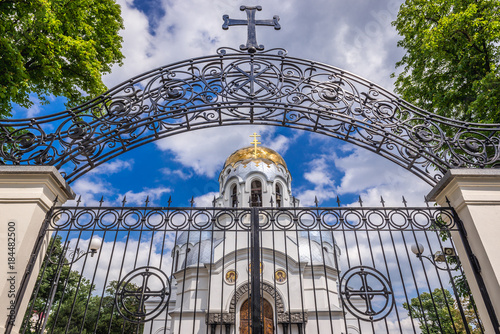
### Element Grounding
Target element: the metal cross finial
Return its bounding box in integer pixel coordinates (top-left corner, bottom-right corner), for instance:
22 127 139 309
222 6 281 53
250 132 261 158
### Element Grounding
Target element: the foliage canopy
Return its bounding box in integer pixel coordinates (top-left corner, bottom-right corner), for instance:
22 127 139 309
23 236 143 333
392 0 500 123
0 0 124 118
403 288 482 334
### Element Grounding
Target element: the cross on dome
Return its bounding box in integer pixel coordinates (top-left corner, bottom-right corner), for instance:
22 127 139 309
249 132 261 158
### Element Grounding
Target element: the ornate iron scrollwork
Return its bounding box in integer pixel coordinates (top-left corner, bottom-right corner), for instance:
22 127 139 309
339 266 394 322
2 50 500 184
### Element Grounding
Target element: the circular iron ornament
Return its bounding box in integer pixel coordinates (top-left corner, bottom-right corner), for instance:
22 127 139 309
298 212 319 230
115 266 171 323
258 211 272 230
366 211 387 229
74 210 96 229
145 210 166 229
275 212 295 230
433 211 455 229
410 210 433 229
320 211 342 230
192 211 211 230
97 210 120 229
168 211 189 229
214 211 236 230
121 211 142 229
344 211 364 229
339 266 394 322
237 212 253 230
388 210 410 229
50 209 72 229
221 59 282 100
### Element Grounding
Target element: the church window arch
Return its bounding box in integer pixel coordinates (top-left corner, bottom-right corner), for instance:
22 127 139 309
231 184 238 207
250 179 262 207
275 183 282 207
174 250 180 272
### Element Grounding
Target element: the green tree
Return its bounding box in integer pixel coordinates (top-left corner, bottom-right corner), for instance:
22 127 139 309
403 288 482 334
0 0 124 118
392 0 500 123
23 236 143 333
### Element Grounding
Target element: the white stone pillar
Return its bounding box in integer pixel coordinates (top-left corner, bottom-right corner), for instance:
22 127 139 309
0 166 74 334
427 169 500 333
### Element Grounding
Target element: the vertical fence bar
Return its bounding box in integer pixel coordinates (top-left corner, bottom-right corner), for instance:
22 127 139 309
449 206 500 333
250 207 262 334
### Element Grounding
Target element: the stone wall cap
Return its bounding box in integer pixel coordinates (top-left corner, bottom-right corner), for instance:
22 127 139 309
0 166 75 199
427 168 500 201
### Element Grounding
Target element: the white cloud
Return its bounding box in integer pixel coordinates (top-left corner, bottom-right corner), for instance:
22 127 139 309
194 191 219 207
118 187 171 206
154 126 292 178
160 167 193 180
66 159 170 207
335 147 432 206
88 159 134 175
102 0 405 92
296 156 337 206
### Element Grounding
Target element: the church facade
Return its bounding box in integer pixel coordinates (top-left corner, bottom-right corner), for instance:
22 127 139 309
145 143 353 334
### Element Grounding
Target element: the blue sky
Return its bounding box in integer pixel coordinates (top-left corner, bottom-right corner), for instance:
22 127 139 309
11 0 431 208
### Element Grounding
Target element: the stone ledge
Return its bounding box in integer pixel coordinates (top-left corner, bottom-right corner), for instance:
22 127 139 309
0 166 74 200
427 168 500 202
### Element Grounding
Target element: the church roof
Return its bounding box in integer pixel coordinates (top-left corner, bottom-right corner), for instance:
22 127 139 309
223 146 288 170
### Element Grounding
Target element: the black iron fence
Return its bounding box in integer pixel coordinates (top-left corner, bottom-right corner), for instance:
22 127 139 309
16 204 486 333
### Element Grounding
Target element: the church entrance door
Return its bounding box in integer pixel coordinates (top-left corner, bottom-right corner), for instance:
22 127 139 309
240 298 273 334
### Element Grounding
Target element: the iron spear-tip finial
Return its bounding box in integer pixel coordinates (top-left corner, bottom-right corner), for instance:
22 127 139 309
445 196 452 208
336 195 341 207
358 196 363 207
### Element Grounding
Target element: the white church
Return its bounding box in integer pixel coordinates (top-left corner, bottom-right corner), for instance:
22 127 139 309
145 141 357 334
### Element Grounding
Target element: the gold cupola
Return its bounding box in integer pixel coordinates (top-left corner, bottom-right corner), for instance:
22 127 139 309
216 133 293 208
223 146 288 171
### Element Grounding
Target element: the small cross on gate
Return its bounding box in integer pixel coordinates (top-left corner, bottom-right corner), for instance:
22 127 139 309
222 6 280 53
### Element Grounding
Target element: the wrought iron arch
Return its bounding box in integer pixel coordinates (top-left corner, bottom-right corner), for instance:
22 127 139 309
1 47 500 185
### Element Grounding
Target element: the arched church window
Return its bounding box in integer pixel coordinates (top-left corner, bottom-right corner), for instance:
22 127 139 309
251 180 262 207
175 250 180 272
231 184 238 207
275 183 282 207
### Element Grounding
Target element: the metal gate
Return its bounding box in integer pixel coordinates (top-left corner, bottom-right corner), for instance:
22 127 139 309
17 201 487 333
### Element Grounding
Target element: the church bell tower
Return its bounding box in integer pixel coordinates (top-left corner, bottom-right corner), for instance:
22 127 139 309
216 133 294 208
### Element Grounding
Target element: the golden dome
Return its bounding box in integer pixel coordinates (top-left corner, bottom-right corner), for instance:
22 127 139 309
224 146 288 170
